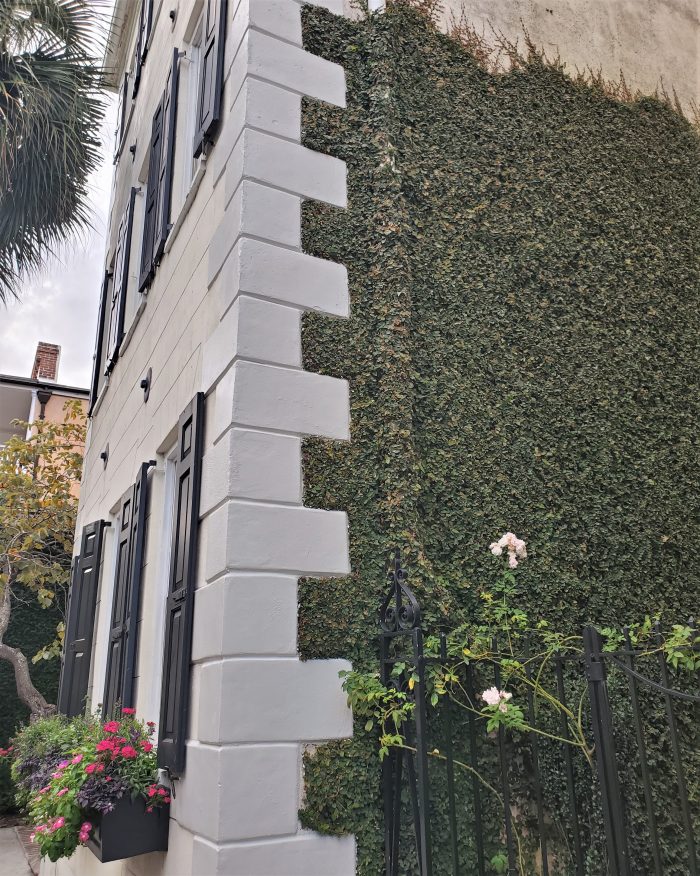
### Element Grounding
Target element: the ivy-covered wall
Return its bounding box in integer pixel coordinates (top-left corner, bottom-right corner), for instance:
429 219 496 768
0 600 61 811
299 3 700 872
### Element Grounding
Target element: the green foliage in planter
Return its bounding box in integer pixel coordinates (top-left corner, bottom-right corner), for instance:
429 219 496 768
298 2 700 873
0 599 61 812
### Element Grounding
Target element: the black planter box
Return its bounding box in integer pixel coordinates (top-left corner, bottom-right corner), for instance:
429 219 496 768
86 795 169 862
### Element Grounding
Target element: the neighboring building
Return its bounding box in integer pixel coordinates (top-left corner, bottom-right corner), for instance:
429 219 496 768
47 1 700 876
0 342 89 447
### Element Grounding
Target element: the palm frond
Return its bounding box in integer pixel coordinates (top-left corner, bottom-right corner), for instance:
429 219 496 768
0 0 107 302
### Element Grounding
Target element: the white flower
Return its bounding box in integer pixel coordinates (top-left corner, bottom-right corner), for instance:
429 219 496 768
489 532 527 567
481 686 501 706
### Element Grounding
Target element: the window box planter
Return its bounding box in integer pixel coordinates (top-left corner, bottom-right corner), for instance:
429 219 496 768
87 796 169 862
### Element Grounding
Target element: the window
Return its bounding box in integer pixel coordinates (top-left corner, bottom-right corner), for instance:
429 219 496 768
139 49 179 292
103 463 153 718
157 394 204 776
181 15 205 198
88 270 111 415
193 0 227 158
105 188 138 373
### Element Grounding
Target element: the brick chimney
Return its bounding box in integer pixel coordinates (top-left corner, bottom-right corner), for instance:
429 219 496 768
31 342 61 382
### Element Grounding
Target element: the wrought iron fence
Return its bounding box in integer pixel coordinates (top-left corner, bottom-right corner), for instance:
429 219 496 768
379 551 700 875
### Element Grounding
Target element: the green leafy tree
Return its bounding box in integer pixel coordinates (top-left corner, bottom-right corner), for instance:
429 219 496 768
0 0 106 301
0 401 85 718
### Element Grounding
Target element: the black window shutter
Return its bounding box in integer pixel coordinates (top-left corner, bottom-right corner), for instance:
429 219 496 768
131 34 142 99
88 270 111 415
114 72 128 159
58 521 107 718
154 48 180 261
103 462 152 717
193 0 227 158
140 0 154 64
139 100 163 293
158 394 204 776
105 187 137 373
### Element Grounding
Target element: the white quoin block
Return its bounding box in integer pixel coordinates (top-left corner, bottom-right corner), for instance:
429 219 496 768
210 181 301 269
192 833 357 876
205 500 350 579
175 742 300 842
212 360 350 442
191 574 298 660
212 79 302 184
211 236 349 317
200 427 302 513
197 657 353 743
201 296 302 392
226 0 303 76
226 30 346 115
224 128 347 209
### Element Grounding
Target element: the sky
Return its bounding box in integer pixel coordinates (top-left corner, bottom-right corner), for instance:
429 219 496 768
0 99 118 389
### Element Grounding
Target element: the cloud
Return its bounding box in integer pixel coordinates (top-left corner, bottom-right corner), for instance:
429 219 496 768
0 98 118 388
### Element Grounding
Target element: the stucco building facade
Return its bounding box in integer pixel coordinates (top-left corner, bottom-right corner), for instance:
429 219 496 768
47 1 699 875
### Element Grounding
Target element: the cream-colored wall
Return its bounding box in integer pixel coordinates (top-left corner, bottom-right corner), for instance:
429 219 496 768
434 0 700 106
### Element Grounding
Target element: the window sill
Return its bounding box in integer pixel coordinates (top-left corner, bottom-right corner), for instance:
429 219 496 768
163 157 207 256
120 296 147 358
91 377 110 418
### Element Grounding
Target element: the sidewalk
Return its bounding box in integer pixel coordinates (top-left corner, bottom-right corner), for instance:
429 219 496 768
0 826 34 876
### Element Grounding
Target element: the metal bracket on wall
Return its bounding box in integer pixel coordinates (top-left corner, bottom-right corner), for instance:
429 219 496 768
100 444 109 468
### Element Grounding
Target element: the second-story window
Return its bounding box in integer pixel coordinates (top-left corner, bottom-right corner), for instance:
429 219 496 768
193 0 227 158
139 49 180 292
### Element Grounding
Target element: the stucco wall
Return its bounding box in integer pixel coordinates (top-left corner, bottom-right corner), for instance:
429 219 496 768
435 0 700 106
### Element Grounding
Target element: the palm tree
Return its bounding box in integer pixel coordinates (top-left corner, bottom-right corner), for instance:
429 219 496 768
0 0 106 303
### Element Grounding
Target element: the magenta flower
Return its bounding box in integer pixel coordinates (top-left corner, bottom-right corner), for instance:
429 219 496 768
71 754 83 764
56 789 69 797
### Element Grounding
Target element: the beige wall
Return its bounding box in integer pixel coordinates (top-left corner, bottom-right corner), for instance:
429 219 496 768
434 0 700 107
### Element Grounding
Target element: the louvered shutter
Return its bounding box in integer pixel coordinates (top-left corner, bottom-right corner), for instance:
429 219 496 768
131 33 142 99
102 463 151 717
114 72 128 159
88 270 111 415
154 49 180 261
139 100 164 292
140 0 154 63
102 488 133 717
58 521 107 717
158 394 204 775
193 0 227 158
105 187 137 373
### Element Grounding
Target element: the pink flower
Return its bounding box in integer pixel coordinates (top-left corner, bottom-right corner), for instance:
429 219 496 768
120 745 137 759
39 786 50 793
508 553 518 569
35 825 46 834
52 817 65 831
146 806 153 813
29 834 35 842
163 795 171 804
148 788 156 798
121 707 136 715
71 754 83 764
57 760 69 769
81 822 92 832
157 788 167 796
105 776 112 782
85 763 97 774
51 772 62 779
56 788 69 797
140 741 153 753
103 721 120 734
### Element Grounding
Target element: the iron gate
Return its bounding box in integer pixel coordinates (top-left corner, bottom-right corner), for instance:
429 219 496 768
379 551 700 875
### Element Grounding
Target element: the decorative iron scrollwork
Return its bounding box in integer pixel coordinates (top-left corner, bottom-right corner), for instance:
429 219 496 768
380 548 422 632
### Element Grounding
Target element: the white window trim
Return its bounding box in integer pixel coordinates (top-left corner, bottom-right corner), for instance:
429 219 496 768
147 445 178 726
